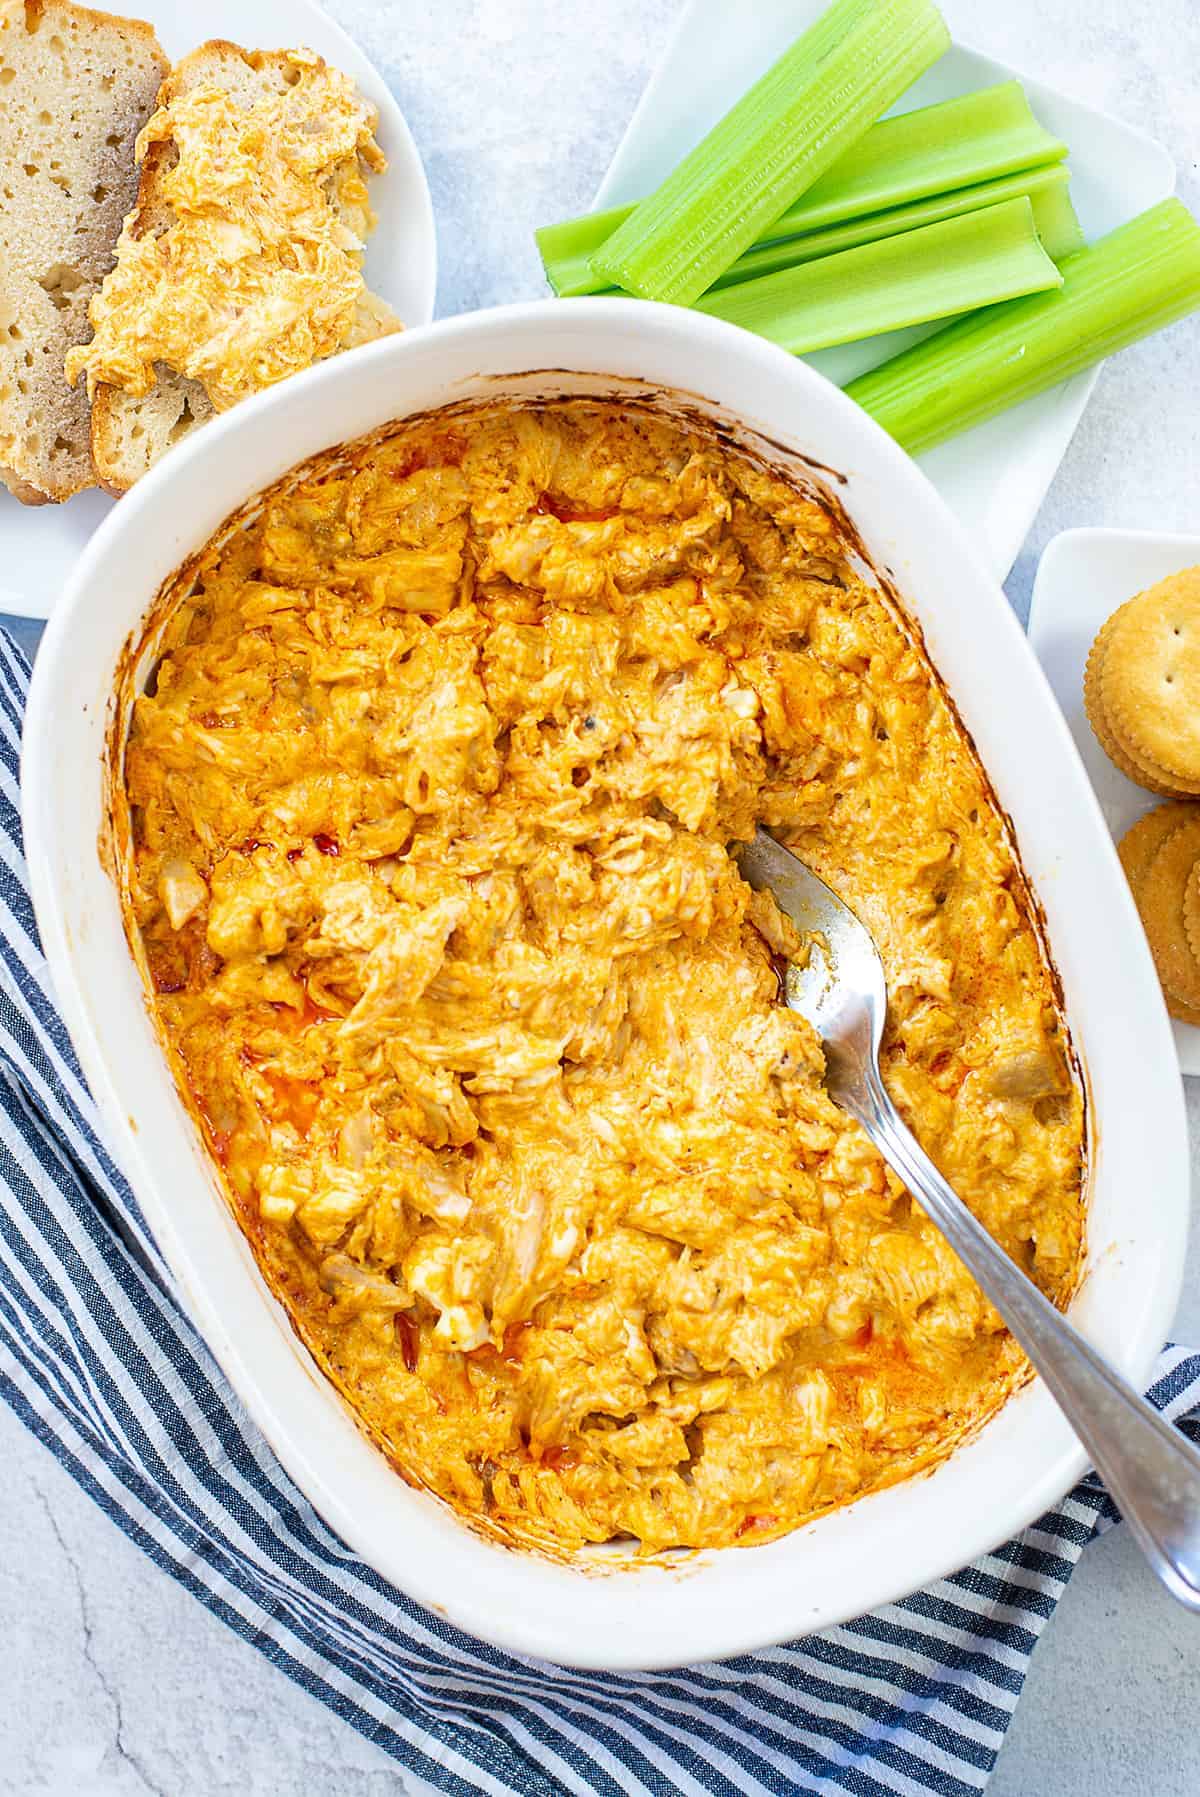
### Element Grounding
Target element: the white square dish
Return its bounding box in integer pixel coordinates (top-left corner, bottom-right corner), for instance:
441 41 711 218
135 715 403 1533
1028 526 1200 1074
595 0 1176 581
0 0 436 621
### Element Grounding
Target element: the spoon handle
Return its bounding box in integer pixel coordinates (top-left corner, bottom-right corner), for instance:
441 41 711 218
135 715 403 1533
856 1065 1200 1609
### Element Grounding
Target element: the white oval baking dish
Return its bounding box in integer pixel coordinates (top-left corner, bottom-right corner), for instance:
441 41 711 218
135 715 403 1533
21 300 1189 1670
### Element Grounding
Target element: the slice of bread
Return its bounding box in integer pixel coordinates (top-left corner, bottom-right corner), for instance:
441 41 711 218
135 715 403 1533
0 0 166 504
89 41 402 493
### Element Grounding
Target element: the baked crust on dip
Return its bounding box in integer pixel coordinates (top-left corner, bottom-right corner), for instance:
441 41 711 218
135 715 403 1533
113 399 1085 1557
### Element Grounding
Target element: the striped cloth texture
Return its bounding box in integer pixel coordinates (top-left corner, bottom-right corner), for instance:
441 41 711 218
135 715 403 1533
0 627 1195 1797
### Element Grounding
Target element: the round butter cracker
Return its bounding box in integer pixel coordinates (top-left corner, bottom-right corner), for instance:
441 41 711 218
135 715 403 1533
1136 812 1200 1015
1163 987 1200 1029
1084 616 1199 796
1101 569 1200 785
1185 860 1200 966
1118 802 1199 894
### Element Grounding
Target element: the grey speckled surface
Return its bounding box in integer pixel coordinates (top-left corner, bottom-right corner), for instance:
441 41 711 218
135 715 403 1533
3 1 1200 1791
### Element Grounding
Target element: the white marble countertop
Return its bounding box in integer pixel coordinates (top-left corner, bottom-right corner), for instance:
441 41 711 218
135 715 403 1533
3 1 1200 1790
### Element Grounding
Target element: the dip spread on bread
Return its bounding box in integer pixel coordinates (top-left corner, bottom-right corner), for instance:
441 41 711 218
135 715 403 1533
113 398 1085 1556
67 46 398 412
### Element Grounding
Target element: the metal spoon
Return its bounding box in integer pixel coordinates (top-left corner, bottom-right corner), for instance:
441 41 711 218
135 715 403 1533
737 824 1200 1609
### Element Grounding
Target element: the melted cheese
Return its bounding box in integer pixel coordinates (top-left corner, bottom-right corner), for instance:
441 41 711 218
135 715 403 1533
68 48 392 410
117 400 1085 1556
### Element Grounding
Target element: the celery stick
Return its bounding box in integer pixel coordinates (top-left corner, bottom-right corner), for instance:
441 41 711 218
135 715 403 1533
537 204 634 299
537 82 1065 300
766 79 1065 236
591 0 951 305
539 166 1081 303
1027 171 1086 264
693 197 1061 355
845 198 1200 454
712 164 1082 287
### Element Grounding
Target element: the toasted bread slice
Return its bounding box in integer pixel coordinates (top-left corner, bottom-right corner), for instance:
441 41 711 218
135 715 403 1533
0 0 166 503
89 41 402 493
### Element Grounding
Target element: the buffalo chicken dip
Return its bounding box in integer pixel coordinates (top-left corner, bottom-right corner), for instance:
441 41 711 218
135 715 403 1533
114 398 1085 1555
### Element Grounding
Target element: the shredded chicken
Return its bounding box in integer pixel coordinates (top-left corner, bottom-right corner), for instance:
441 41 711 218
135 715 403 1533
118 399 1085 1555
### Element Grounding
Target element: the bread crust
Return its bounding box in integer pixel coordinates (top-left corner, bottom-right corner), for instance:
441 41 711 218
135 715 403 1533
19 0 162 56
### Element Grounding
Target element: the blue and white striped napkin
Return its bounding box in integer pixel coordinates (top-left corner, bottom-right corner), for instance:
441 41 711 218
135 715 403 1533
0 629 1194 1796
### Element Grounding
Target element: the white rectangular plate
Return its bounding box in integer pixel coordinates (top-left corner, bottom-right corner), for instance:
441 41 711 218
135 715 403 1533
596 0 1175 581
0 0 436 621
1028 526 1200 1073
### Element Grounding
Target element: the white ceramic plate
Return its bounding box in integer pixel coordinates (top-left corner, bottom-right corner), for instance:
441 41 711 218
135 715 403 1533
596 0 1176 581
1029 526 1200 1075
0 0 436 621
